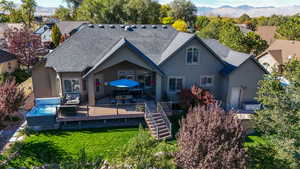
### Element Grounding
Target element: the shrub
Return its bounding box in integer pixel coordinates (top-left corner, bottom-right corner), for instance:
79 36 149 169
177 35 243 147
116 126 176 169
176 104 246 169
11 68 31 84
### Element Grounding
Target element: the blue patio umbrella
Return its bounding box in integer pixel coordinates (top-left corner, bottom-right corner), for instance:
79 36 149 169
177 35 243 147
109 79 139 88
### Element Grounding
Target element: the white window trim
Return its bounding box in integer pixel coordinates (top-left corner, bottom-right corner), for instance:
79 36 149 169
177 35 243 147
167 76 185 93
62 78 81 93
186 47 200 65
200 75 214 87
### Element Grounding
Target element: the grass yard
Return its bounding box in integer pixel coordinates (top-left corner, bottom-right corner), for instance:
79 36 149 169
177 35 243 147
5 127 139 168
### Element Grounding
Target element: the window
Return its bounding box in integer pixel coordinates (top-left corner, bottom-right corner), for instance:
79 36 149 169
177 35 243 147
118 70 136 80
168 77 183 92
186 47 199 64
200 76 214 87
63 79 80 93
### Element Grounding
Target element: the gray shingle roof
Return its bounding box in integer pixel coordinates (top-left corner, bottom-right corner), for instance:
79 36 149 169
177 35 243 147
46 24 181 72
45 24 255 75
201 38 252 67
0 49 16 63
56 21 88 35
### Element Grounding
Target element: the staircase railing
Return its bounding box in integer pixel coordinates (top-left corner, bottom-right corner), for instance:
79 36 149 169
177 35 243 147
157 102 172 136
144 103 159 137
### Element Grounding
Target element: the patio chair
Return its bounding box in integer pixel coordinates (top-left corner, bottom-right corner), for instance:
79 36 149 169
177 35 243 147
64 93 81 105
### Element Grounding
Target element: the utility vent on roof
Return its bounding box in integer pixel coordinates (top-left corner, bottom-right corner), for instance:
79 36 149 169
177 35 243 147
131 25 137 28
141 25 146 29
98 24 104 28
88 24 94 28
162 25 167 29
110 25 115 28
152 25 157 29
125 26 133 31
120 25 125 28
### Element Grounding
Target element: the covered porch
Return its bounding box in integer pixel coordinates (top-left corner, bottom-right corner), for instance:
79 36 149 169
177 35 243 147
85 61 163 106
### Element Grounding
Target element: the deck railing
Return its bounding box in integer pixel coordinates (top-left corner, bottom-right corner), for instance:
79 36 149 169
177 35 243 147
144 103 159 137
157 102 172 135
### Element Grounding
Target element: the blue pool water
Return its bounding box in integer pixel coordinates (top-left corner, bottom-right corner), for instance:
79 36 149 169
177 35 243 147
26 97 61 117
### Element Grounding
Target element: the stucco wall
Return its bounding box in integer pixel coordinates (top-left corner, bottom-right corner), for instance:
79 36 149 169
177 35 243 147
0 60 18 74
159 38 224 100
225 59 265 109
32 65 59 98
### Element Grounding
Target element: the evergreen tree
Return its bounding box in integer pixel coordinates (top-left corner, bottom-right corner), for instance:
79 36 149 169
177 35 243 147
51 24 62 47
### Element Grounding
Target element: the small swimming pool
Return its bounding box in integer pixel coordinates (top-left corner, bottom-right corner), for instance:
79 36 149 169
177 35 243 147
26 97 61 117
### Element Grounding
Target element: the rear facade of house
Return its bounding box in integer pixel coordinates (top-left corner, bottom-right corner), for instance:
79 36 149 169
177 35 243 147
32 24 266 110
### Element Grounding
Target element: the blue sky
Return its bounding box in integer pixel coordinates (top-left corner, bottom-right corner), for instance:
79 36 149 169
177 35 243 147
11 0 300 8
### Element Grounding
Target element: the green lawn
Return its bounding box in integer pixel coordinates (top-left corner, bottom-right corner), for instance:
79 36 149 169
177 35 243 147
5 128 139 168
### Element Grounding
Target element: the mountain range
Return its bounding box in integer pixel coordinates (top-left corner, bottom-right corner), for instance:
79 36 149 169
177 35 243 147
10 4 300 17
197 5 300 17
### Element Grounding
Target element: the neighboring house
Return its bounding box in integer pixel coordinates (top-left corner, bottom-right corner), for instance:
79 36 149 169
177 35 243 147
0 49 18 74
255 26 277 45
257 40 300 72
34 23 54 43
236 24 252 34
34 21 88 47
32 24 267 110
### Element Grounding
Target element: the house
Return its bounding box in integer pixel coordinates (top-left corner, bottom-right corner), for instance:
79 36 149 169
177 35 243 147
255 26 277 45
34 21 88 47
257 40 300 72
236 24 252 34
32 24 267 111
0 49 18 74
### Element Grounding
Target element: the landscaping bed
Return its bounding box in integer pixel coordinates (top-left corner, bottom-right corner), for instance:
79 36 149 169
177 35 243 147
2 127 139 168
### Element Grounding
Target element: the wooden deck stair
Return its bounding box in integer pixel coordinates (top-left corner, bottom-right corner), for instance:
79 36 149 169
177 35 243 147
144 102 172 140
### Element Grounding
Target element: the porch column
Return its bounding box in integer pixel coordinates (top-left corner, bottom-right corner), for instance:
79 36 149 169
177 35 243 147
88 74 95 106
155 73 162 101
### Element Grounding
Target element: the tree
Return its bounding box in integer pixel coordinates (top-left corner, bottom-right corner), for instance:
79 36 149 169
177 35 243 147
195 16 210 31
124 0 161 24
172 19 188 32
64 0 83 9
20 0 37 28
197 19 224 39
253 59 300 168
238 13 251 24
0 0 23 23
0 13 9 22
176 104 246 169
245 32 268 55
219 22 248 53
277 16 300 40
0 80 25 123
4 28 44 70
161 16 175 25
169 0 197 25
116 126 176 169
54 6 73 21
77 0 126 24
160 4 171 19
51 24 62 47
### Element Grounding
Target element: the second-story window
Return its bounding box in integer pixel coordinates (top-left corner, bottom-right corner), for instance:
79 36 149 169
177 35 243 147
186 47 199 64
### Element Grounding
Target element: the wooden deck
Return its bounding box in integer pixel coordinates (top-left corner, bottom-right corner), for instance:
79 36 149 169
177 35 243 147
56 103 150 122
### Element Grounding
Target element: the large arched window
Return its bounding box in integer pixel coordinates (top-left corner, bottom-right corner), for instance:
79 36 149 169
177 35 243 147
186 47 199 64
